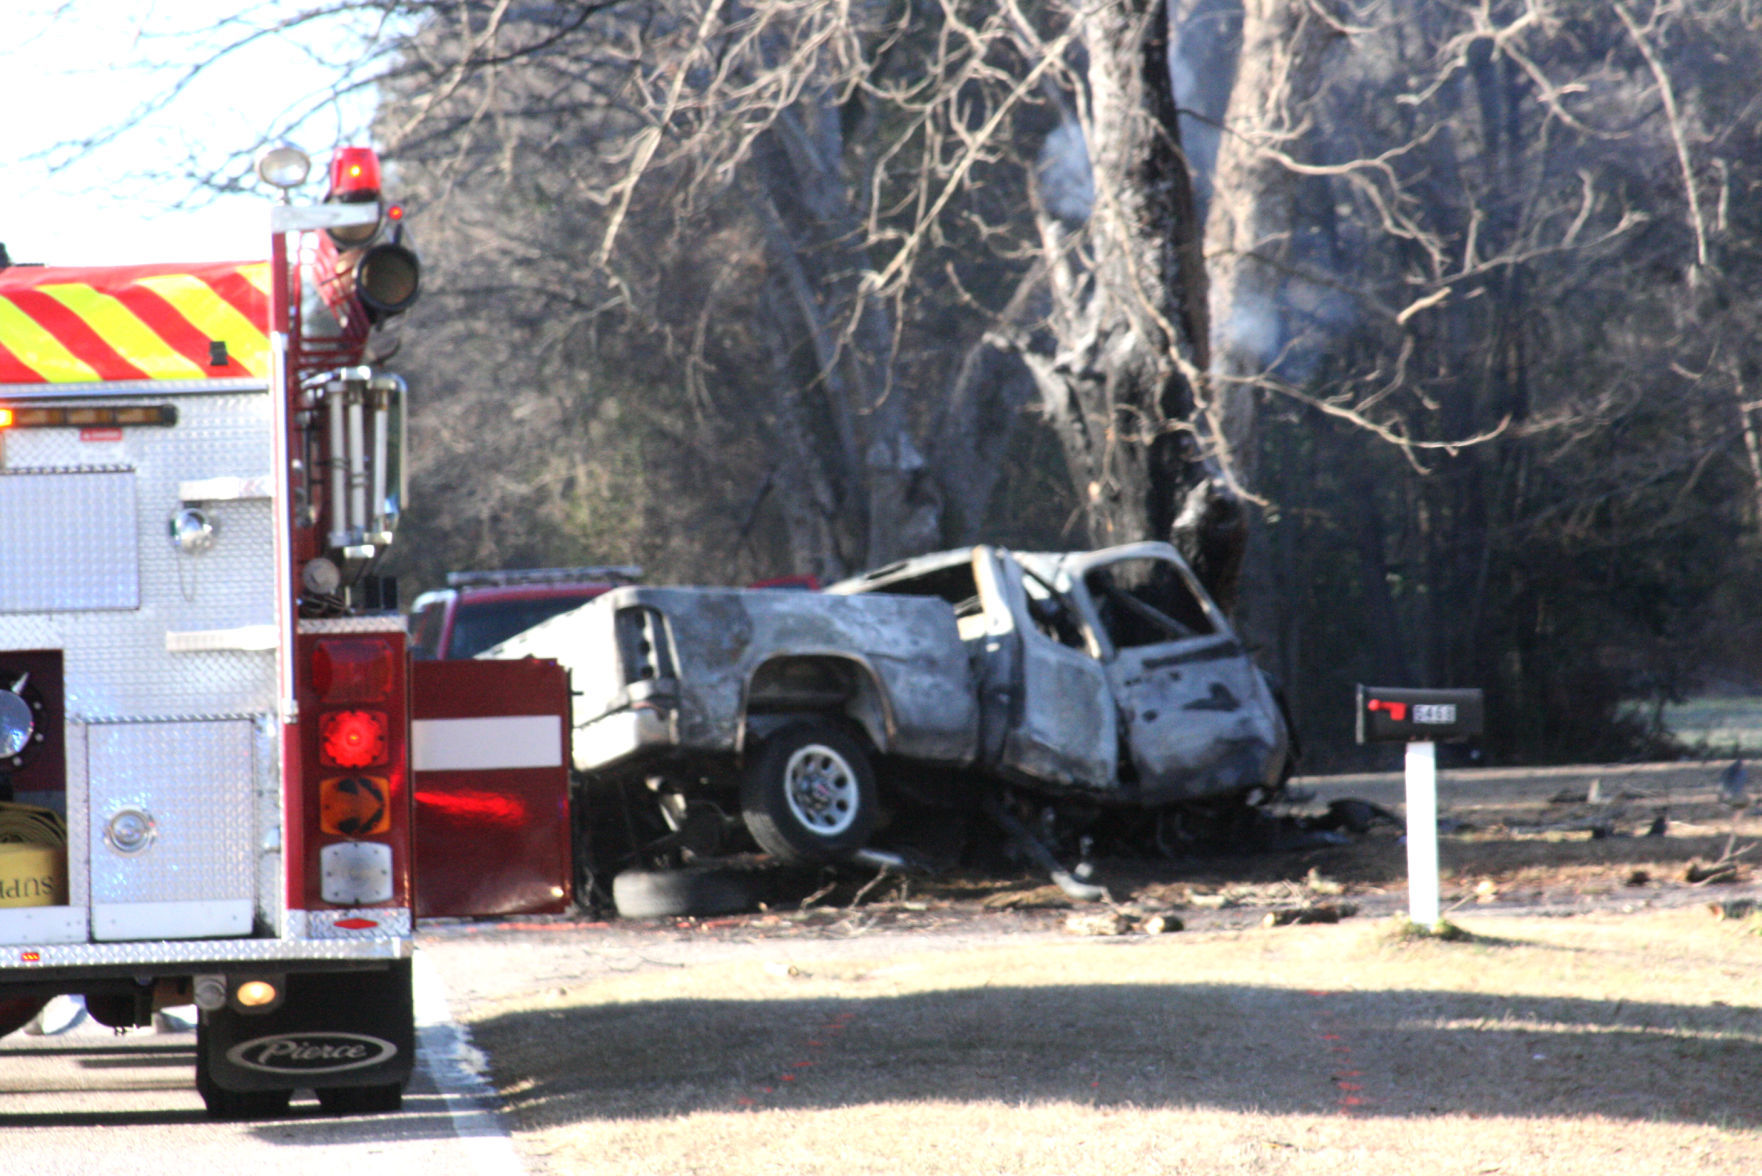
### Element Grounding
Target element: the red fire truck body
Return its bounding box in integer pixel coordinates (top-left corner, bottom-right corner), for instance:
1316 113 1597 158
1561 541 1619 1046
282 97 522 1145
0 147 571 1116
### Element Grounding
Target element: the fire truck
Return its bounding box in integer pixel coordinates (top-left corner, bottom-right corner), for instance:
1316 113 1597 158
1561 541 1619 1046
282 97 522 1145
0 144 572 1116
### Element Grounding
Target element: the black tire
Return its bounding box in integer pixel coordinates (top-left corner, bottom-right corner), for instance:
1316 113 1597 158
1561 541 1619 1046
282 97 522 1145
196 1066 293 1120
0 997 46 1040
316 1082 404 1115
740 722 877 864
611 866 758 919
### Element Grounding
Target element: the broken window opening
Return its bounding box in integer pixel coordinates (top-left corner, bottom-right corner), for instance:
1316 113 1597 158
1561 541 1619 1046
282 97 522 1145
1084 558 1214 650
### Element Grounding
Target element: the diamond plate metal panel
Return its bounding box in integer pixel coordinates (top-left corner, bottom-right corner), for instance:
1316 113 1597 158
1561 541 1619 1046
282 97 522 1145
0 391 280 720
292 908 413 940
0 378 264 400
0 932 408 970
87 718 255 940
0 469 139 612
298 617 408 635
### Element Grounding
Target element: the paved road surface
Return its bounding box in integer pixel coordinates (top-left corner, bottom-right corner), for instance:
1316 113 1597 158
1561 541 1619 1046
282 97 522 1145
0 957 525 1176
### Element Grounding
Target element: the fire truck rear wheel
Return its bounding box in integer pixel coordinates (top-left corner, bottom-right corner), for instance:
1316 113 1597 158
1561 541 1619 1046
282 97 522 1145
317 1082 404 1115
611 866 758 919
0 997 46 1040
195 1068 293 1119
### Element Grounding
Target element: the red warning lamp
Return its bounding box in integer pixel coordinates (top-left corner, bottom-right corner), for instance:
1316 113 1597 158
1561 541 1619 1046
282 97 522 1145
328 147 383 201
326 146 385 247
320 710 389 769
311 639 395 704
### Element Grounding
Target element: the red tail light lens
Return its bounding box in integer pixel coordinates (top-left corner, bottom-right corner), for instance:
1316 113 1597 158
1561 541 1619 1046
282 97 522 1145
312 639 395 703
320 709 388 768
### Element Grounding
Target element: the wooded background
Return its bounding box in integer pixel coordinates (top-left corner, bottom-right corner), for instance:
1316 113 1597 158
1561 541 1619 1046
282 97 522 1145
64 0 1762 768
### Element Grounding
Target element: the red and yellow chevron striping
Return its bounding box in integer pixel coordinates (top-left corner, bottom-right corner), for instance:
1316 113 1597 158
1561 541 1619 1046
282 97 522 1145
0 261 271 384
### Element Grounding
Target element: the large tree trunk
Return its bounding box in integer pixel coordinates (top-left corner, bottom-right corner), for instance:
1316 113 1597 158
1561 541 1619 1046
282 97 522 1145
1201 0 1340 622
1203 0 1341 485
749 92 944 575
1024 0 1215 555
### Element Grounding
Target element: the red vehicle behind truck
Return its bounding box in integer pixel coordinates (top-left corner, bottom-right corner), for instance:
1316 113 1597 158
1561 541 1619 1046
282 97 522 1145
0 144 573 1116
408 566 639 661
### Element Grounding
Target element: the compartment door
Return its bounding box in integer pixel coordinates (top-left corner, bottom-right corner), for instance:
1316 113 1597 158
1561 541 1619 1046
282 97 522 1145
87 719 256 941
411 658 572 918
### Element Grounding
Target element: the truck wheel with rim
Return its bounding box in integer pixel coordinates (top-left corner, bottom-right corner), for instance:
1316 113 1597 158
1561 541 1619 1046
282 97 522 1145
740 721 877 864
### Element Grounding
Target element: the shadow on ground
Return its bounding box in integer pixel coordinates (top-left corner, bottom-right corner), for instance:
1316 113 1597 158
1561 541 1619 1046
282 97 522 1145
468 981 1762 1129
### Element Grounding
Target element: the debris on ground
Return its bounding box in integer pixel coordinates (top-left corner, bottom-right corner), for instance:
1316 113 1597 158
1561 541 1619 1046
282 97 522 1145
1262 903 1358 927
1062 909 1184 936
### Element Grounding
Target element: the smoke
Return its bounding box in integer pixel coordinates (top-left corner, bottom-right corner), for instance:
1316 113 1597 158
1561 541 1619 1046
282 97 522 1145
1036 120 1093 225
1220 283 1356 383
1221 299 1282 367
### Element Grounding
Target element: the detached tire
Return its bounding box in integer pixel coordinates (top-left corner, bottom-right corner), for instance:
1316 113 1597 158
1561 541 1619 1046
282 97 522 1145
611 866 758 919
740 722 877 864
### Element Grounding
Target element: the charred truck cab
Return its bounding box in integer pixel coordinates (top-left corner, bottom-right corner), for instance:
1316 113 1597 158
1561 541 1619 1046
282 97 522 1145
0 144 434 1117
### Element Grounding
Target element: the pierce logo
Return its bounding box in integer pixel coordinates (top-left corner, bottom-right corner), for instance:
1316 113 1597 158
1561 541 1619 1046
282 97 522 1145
227 1032 398 1075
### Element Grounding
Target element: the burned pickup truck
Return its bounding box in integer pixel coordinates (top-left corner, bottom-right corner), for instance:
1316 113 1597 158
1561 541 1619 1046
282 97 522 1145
492 542 1293 891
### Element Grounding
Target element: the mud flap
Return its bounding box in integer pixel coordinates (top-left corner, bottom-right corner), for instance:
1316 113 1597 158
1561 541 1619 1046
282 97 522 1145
197 960 414 1094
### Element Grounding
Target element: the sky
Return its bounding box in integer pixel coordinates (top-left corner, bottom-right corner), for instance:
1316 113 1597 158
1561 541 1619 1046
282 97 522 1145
1 1 376 268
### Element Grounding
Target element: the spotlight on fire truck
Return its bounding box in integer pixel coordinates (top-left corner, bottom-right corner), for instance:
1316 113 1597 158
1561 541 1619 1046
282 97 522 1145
255 144 312 192
355 242 421 321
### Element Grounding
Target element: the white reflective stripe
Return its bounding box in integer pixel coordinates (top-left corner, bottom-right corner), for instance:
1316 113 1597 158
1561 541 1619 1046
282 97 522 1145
91 899 252 942
165 624 279 652
0 905 86 946
179 474 274 501
411 715 564 772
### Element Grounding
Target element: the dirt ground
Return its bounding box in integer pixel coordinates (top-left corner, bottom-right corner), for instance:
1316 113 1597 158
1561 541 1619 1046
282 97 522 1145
418 761 1762 1176
430 761 1762 971
649 760 1762 932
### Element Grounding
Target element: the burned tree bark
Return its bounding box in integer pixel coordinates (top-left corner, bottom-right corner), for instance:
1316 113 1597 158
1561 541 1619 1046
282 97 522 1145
1022 0 1243 599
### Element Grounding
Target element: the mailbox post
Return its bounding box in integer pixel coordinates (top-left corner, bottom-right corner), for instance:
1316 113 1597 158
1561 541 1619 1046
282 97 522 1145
1356 686 1485 926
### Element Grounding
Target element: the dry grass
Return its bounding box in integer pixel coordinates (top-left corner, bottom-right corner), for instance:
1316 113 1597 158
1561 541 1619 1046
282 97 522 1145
455 909 1762 1175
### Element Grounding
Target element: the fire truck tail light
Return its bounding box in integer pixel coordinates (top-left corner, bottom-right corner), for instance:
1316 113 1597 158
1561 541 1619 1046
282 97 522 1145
312 638 395 703
320 709 388 768
320 841 394 905
320 775 392 836
0 408 12 428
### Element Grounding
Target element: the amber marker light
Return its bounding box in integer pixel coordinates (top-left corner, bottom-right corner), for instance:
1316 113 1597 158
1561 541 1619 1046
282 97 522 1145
235 980 279 1008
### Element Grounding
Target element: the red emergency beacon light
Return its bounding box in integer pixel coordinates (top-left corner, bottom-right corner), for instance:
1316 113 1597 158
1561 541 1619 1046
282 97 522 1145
329 146 383 200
